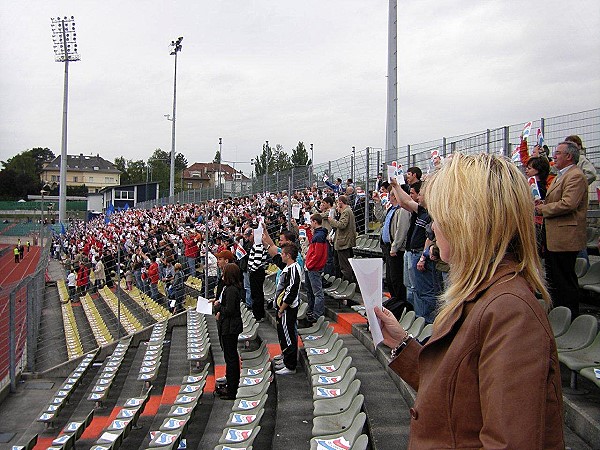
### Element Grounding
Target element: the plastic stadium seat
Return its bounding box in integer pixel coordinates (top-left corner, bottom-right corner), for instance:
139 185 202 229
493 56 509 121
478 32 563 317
558 332 600 390
310 412 366 450
578 367 600 388
312 395 364 436
574 257 589 278
578 261 600 287
308 345 347 366
417 324 433 343
313 379 361 416
350 434 369 450
399 311 416 330
299 316 327 336
555 315 598 352
406 316 425 337
548 306 572 338
311 356 354 384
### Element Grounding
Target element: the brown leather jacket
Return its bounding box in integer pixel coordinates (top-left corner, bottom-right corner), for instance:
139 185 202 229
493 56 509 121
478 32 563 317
390 258 564 449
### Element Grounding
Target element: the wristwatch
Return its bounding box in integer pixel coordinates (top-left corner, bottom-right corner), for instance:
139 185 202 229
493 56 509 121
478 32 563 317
391 335 413 359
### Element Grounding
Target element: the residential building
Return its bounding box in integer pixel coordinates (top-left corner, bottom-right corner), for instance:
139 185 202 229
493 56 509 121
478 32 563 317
41 153 121 194
182 162 251 196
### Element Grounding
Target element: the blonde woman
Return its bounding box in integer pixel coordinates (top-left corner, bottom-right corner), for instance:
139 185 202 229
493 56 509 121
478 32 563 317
377 153 564 449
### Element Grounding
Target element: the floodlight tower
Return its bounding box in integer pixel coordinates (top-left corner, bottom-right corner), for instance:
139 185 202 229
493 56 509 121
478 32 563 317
51 16 80 225
169 36 183 198
385 0 398 164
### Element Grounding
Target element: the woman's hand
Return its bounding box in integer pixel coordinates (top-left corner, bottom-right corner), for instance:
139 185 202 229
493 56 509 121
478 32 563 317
374 306 407 348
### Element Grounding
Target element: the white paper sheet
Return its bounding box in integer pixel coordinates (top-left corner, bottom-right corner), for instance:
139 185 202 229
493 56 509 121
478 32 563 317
196 296 213 315
292 205 301 220
349 258 384 349
387 165 396 183
254 225 263 245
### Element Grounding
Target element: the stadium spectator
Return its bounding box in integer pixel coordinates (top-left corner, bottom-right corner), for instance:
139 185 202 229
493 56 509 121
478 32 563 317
405 167 422 186
215 263 244 400
376 152 564 449
325 195 357 283
304 213 329 322
390 179 439 323
565 134 597 185
373 186 411 315
536 141 588 317
273 242 302 375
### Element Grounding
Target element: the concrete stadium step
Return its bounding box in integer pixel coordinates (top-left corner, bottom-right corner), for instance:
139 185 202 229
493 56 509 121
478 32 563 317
139 324 208 450
91 291 128 338
7 360 102 447
70 295 101 354
115 286 161 328
35 284 72 372
297 305 410 450
195 315 236 449
260 313 313 450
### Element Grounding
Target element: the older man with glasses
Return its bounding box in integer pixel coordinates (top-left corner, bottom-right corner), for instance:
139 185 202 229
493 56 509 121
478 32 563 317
535 141 588 317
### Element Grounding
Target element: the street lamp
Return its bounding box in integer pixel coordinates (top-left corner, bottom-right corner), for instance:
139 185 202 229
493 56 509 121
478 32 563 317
169 36 183 199
51 16 80 225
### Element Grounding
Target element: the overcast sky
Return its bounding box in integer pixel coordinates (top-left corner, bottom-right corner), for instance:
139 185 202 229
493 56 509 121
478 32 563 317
1 0 599 176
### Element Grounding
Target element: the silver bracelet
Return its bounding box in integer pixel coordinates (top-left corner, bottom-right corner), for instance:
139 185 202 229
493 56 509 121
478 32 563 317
390 334 413 359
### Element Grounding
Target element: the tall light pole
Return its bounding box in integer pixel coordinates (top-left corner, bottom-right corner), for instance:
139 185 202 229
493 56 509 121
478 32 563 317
351 146 356 182
310 143 314 188
169 36 183 198
265 140 269 192
218 137 223 197
385 0 398 164
51 16 80 225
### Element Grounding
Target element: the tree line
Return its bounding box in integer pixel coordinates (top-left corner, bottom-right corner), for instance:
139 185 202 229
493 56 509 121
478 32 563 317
0 141 312 201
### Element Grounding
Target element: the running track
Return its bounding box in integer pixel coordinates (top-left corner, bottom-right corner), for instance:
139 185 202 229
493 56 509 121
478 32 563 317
0 245 41 384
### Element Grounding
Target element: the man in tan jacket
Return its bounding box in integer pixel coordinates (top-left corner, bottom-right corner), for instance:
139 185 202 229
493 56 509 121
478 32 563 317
325 195 356 283
536 141 588 316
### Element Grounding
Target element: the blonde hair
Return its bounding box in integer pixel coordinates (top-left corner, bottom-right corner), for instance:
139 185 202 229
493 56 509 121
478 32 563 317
425 153 549 327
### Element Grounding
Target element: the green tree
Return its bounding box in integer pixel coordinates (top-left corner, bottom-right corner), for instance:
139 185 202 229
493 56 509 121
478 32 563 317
253 143 293 176
0 147 56 200
290 141 311 167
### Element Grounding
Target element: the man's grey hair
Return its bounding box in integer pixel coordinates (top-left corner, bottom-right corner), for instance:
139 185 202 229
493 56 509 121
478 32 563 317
558 141 580 164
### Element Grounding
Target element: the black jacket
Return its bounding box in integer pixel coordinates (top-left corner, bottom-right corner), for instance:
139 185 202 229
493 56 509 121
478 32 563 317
218 285 243 336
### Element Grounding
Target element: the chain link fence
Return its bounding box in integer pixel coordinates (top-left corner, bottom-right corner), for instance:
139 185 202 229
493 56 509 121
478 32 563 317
139 108 600 210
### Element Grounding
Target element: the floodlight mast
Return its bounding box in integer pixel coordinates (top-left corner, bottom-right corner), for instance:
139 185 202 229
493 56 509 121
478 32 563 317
51 16 80 225
169 36 183 198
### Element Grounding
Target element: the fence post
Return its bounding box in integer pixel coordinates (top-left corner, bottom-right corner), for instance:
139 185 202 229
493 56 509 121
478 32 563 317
406 145 411 167
503 126 510 158
365 147 370 234
442 137 447 157
328 161 332 178
376 150 381 178
9 290 16 392
26 280 36 372
540 117 545 137
288 174 292 230
486 129 491 153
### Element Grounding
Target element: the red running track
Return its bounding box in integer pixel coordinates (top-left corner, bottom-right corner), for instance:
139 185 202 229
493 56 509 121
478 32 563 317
0 245 41 383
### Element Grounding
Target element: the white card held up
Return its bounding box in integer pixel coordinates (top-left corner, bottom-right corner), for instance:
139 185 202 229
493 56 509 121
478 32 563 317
196 296 213 315
254 225 263 245
328 207 335 219
292 205 301 220
349 258 384 349
387 165 396 183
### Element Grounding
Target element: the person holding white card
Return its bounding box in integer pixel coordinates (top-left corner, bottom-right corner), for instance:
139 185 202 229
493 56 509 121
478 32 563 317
215 263 243 399
375 153 563 449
